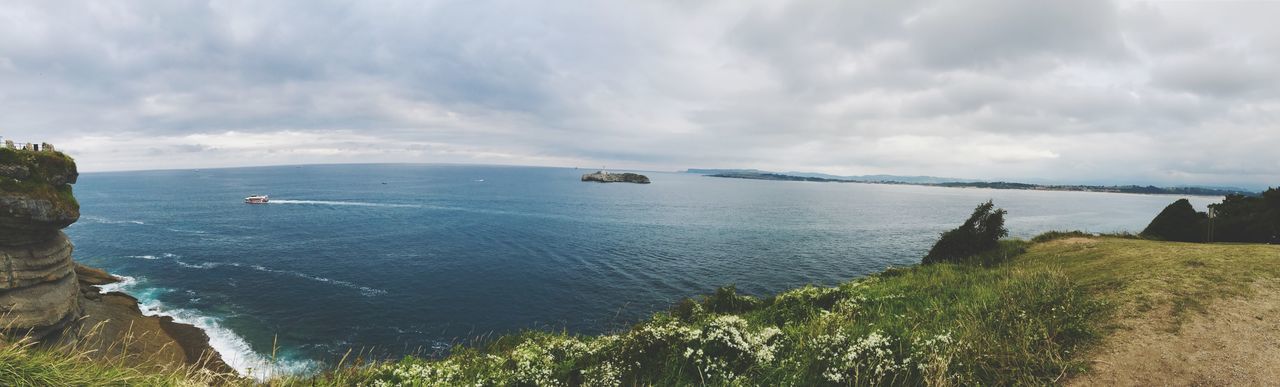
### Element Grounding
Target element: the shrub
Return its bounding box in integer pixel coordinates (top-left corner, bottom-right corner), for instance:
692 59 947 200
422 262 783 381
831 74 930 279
1207 189 1280 243
1141 199 1206 242
670 298 703 322
700 285 762 315
959 239 1029 267
1031 230 1094 243
923 201 1008 264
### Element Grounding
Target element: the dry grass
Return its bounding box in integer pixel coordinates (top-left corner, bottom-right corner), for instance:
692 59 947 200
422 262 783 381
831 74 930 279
1017 237 1280 330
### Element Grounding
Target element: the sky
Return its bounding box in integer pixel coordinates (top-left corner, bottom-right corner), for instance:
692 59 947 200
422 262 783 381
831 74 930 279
0 1 1277 188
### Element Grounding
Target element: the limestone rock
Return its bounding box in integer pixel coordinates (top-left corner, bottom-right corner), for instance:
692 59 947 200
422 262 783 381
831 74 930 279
0 193 80 233
0 232 75 290
0 272 79 329
74 263 119 286
0 164 30 180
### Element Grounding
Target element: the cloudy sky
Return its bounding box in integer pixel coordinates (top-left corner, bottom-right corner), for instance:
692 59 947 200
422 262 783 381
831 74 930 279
1 1 1277 188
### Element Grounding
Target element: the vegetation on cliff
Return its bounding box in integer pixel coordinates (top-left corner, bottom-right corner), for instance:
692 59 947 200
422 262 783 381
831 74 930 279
0 147 79 221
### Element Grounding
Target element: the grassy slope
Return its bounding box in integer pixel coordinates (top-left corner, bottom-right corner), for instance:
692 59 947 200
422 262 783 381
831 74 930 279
1019 237 1280 331
2 237 1277 386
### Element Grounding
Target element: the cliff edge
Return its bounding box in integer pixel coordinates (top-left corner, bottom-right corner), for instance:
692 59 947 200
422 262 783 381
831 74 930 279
0 146 230 373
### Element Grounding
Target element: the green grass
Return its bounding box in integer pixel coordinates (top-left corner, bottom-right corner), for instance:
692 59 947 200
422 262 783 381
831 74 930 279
0 337 230 387
2 236 1277 386
1016 236 1280 330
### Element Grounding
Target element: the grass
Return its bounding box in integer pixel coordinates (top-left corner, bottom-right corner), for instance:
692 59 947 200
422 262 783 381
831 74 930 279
1016 236 1280 331
0 321 237 387
1 236 1277 386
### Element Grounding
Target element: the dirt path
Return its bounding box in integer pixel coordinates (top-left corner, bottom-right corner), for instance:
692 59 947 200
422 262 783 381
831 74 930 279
1070 280 1280 386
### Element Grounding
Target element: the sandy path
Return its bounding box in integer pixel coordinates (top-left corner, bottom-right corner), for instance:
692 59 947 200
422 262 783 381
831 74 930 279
1070 280 1280 386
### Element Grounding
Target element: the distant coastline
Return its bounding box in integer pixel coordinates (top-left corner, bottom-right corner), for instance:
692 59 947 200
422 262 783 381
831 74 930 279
696 170 1256 197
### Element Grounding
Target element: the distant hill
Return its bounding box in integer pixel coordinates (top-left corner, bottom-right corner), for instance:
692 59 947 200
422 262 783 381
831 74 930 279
685 169 969 184
684 168 766 175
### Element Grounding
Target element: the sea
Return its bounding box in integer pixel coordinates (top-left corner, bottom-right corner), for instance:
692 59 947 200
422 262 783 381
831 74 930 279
65 164 1218 376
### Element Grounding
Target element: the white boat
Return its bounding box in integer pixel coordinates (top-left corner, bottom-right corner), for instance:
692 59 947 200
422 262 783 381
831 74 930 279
244 195 269 204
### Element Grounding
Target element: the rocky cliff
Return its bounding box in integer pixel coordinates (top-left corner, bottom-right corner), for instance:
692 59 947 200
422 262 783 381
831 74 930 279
0 147 229 372
581 170 651 184
0 147 82 338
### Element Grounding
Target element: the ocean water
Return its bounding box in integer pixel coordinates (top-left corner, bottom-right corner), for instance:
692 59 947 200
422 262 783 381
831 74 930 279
65 164 1217 375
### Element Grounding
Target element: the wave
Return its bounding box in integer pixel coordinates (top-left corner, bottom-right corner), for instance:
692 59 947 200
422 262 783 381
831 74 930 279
269 199 420 208
82 216 146 225
97 274 138 294
167 228 210 234
124 253 178 261
174 259 223 269
100 275 319 379
245 264 387 296
153 254 386 297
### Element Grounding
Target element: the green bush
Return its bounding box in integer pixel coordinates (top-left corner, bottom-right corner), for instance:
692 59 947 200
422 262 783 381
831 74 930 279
1032 230 1094 243
958 239 1029 267
1207 189 1280 243
700 285 762 315
923 201 1009 264
1141 199 1206 242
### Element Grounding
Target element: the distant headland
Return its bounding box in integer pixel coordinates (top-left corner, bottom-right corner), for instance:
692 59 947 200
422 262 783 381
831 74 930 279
690 169 1257 197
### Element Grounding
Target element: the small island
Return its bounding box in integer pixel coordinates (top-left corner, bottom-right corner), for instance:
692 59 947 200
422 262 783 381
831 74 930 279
581 170 650 184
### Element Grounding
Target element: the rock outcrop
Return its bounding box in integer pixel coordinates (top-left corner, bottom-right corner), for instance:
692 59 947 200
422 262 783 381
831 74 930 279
66 267 233 373
581 170 651 184
0 148 82 338
0 147 230 373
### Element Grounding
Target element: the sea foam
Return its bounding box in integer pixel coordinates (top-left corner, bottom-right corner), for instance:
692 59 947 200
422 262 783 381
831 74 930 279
97 275 319 379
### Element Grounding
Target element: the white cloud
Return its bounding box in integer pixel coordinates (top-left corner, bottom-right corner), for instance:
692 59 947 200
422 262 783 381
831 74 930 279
0 0 1276 189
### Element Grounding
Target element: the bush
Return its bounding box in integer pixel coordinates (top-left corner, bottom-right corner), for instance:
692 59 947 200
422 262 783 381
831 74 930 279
700 285 762 315
1207 189 1280 243
1141 199 1206 242
960 240 1030 267
1031 230 1094 243
923 201 1009 264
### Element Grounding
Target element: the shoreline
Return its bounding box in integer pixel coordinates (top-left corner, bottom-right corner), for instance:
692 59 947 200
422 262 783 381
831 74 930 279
91 269 318 379
74 264 235 374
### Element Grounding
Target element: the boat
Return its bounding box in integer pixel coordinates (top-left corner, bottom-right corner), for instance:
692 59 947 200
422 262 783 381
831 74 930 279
244 195 269 204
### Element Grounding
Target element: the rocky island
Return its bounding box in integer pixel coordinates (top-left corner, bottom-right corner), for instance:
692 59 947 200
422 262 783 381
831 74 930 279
0 145 229 373
581 170 650 184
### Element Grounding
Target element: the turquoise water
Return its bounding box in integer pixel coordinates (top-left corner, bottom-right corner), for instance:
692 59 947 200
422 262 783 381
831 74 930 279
65 164 1216 375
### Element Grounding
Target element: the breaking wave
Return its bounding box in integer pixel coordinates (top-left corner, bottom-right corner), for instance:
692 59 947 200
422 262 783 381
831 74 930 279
97 275 319 379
